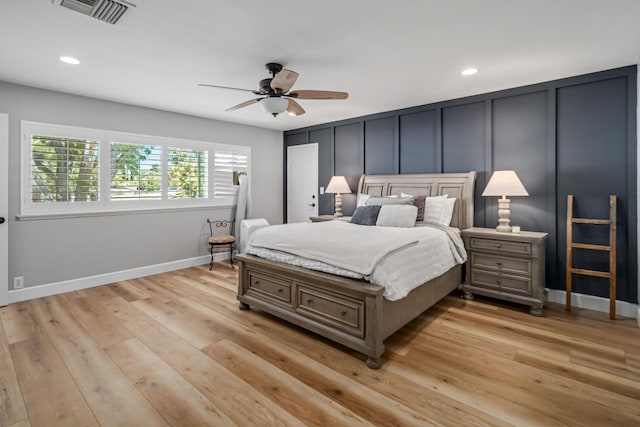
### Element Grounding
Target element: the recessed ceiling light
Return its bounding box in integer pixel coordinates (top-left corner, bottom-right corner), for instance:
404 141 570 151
59 56 80 65
461 68 478 76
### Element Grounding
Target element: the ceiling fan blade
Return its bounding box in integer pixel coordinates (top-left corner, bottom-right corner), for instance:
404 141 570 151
225 98 261 112
287 90 348 100
270 69 299 92
198 84 255 93
286 99 306 116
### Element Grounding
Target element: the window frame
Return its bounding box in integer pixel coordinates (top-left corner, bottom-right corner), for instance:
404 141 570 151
20 121 251 217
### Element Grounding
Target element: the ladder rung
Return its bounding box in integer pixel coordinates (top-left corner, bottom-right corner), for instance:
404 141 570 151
571 243 611 251
571 218 611 225
570 268 612 279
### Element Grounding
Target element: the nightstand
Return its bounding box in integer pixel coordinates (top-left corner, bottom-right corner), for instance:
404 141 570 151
461 227 548 316
309 215 337 222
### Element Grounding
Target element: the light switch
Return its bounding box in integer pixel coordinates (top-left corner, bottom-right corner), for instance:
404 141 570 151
320 186 325 195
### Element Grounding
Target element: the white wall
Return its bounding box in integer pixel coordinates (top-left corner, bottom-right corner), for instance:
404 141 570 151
0 81 283 291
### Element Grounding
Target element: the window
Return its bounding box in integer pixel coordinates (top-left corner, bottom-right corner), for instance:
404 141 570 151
31 134 100 204
213 152 248 198
110 142 162 201
21 121 251 216
168 147 208 199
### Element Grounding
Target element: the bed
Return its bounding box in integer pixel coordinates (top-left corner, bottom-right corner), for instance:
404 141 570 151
236 172 476 368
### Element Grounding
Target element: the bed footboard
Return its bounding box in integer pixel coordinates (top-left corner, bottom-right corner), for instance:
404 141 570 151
237 254 461 368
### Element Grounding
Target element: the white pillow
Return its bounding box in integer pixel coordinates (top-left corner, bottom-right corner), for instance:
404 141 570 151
440 198 456 226
356 194 370 207
423 195 448 224
375 205 418 228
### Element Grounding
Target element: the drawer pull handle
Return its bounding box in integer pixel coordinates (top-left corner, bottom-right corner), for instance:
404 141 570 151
254 280 260 285
496 243 502 248
277 288 283 293
307 299 313 304
496 261 502 266
496 279 502 285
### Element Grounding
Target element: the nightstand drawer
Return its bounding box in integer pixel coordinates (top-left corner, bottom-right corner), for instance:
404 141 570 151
471 253 532 276
469 237 532 256
296 285 364 337
246 273 291 306
471 271 532 295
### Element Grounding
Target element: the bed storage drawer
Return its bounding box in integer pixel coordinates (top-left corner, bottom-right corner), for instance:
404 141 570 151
246 272 292 306
296 285 365 337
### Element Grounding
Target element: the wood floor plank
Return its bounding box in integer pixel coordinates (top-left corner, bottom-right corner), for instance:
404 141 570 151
204 339 375 427
0 317 28 426
409 331 640 425
515 348 640 400
63 294 133 349
0 302 40 344
105 337 235 426
2 264 639 426
104 295 305 426
213 333 435 426
10 333 96 426
131 297 224 349
107 280 152 302
27 296 167 427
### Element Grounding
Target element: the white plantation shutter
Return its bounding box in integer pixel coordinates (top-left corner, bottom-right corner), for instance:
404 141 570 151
30 135 100 203
167 147 208 199
22 121 251 215
214 152 247 198
110 142 162 201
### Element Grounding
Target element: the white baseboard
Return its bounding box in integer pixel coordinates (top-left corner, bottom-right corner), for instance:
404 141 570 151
8 253 230 304
547 289 638 319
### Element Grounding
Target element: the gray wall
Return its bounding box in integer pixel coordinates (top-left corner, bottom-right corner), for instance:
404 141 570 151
285 66 637 304
1 81 283 289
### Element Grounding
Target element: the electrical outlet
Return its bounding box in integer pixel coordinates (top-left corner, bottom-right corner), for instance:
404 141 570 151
13 276 24 290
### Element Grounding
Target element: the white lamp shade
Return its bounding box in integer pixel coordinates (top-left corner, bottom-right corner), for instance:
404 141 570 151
482 170 529 197
325 176 352 194
260 97 288 115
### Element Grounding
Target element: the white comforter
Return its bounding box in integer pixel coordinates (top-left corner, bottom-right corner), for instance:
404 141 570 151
246 221 467 301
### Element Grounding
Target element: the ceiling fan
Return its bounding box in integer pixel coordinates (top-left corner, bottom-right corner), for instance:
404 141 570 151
198 62 348 117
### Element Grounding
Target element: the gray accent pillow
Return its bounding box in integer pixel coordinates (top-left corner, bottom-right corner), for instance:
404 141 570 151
350 205 382 226
400 192 426 221
365 196 414 206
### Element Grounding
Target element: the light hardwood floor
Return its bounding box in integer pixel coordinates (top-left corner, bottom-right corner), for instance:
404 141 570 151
1 263 639 426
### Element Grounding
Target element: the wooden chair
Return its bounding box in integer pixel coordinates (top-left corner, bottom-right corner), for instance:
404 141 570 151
207 219 235 270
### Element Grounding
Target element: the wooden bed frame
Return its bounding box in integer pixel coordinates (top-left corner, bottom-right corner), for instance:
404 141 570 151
236 172 477 368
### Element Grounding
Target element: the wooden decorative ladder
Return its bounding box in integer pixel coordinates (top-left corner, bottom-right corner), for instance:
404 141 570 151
565 195 617 319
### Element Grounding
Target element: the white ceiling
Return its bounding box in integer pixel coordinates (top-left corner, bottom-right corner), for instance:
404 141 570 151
1 0 639 132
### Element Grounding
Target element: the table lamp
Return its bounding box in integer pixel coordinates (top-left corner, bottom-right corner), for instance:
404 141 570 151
482 170 529 232
325 176 352 217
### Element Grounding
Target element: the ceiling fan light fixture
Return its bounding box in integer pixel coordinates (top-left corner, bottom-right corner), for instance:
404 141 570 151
260 96 288 117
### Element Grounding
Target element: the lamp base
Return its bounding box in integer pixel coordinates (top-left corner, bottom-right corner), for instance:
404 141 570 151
334 193 343 217
495 196 512 233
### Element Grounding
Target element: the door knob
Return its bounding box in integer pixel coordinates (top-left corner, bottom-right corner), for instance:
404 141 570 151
307 203 316 207
0 217 4 224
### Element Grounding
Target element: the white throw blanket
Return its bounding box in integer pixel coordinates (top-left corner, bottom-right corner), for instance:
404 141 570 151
248 221 420 275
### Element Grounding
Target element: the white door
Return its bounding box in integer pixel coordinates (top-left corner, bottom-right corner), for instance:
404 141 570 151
287 143 318 223
0 114 8 307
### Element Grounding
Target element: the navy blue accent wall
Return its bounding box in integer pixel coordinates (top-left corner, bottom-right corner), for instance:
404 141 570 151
284 66 637 303
399 110 438 173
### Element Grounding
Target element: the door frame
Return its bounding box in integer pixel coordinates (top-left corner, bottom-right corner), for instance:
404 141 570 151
0 114 8 307
287 143 318 223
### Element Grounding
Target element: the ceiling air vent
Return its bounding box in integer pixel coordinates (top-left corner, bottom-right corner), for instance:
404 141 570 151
56 0 135 25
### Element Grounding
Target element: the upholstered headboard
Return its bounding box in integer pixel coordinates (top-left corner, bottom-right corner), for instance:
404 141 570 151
357 172 477 230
